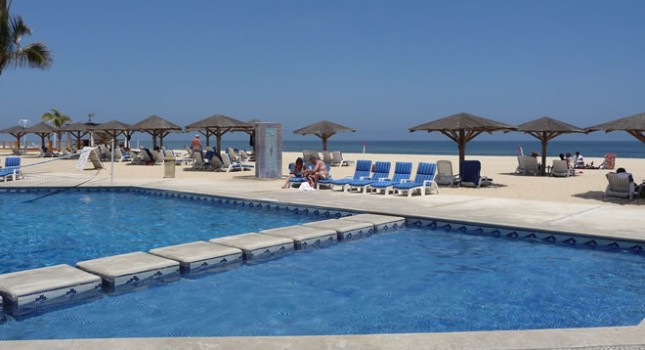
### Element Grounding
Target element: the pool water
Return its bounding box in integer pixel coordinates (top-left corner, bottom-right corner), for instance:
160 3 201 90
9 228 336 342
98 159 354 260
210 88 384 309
1 227 642 339
0 191 319 273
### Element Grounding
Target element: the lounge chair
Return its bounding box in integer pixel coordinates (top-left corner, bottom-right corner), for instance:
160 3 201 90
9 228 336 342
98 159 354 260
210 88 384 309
435 160 459 186
551 160 574 177
321 151 333 165
459 160 492 187
345 161 391 193
392 162 439 197
302 150 320 162
517 156 539 176
605 172 635 199
221 152 253 173
0 156 23 182
330 150 352 167
323 159 372 191
368 162 412 196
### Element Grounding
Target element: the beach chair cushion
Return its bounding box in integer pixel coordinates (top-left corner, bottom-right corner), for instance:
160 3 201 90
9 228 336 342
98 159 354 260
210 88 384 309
393 162 437 195
326 159 372 186
348 161 391 187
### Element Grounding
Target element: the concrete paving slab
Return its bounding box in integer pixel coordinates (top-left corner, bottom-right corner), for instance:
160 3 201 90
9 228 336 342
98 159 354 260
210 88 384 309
260 225 337 250
149 241 243 274
0 264 101 317
210 233 295 261
340 213 406 232
76 252 180 292
304 219 374 240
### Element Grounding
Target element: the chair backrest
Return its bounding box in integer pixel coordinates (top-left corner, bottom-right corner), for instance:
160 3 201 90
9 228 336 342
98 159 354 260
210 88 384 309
205 150 215 162
5 156 21 168
210 152 224 169
302 150 320 161
460 160 481 184
414 162 437 183
606 172 630 193
353 160 372 179
220 151 232 167
114 147 123 158
552 160 568 173
227 148 239 162
330 150 342 164
391 162 412 183
193 150 205 166
141 148 154 162
437 160 453 177
321 151 333 164
371 161 391 180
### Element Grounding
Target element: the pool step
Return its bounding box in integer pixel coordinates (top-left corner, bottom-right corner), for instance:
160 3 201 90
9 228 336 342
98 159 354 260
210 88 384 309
211 233 294 261
261 225 337 250
76 252 180 293
340 214 405 232
149 241 243 274
304 219 374 241
0 264 102 317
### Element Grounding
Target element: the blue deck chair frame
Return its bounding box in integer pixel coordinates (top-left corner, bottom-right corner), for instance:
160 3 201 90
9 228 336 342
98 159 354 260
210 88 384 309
368 162 412 196
392 162 439 197
345 161 391 193
0 156 23 182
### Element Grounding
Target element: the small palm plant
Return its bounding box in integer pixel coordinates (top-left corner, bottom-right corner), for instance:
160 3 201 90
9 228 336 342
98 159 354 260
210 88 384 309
0 0 52 76
41 108 71 150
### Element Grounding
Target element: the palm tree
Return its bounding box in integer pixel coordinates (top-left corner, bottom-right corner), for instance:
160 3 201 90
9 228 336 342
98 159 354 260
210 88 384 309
41 108 71 150
0 0 52 76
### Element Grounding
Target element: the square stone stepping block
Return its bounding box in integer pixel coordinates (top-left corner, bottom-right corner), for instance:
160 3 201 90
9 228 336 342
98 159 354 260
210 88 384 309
0 264 102 317
304 219 374 241
76 252 180 292
210 233 294 261
340 213 406 232
261 225 337 250
149 241 243 274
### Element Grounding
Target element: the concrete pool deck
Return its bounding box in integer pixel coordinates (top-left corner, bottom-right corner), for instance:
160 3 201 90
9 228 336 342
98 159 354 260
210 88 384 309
1 175 644 349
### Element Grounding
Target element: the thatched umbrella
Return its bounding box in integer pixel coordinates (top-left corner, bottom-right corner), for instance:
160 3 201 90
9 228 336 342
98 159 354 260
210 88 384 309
293 120 355 151
185 114 250 151
24 121 55 148
0 125 27 149
94 120 133 148
61 122 96 149
130 115 182 148
516 116 586 175
586 112 645 143
409 112 516 175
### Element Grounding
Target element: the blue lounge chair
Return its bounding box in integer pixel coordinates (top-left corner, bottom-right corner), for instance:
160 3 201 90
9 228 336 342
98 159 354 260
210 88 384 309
460 160 493 187
0 156 23 182
368 162 412 196
287 163 313 189
392 162 439 197
345 161 391 193
323 159 372 191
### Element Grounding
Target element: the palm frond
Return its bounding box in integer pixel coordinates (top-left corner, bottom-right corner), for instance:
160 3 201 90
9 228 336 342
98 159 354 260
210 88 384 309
11 41 51 69
9 15 30 44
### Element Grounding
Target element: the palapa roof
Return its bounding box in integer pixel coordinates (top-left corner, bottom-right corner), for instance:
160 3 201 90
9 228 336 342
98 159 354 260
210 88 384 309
293 120 355 136
24 121 55 134
0 125 27 135
94 120 131 131
586 112 645 132
517 116 585 133
185 114 249 131
130 115 182 131
60 122 96 132
409 112 515 132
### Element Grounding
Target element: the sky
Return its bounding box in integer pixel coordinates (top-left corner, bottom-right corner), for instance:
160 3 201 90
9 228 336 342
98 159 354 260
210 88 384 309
1 0 644 141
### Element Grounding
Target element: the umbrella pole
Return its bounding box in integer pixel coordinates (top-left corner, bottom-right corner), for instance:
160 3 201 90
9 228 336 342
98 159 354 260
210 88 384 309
322 136 328 151
541 137 548 176
458 129 466 176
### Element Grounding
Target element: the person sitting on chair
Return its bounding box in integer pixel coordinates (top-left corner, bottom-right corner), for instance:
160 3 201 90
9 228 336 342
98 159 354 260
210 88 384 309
616 167 639 197
574 151 585 168
303 157 328 189
282 157 305 189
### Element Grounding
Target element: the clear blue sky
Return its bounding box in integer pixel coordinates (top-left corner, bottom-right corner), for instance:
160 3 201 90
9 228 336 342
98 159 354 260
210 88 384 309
2 0 644 141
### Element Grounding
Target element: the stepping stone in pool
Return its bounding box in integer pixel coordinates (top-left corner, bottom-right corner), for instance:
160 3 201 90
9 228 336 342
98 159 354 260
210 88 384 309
303 219 374 241
260 225 337 250
210 233 294 262
149 241 243 275
0 264 102 318
339 213 406 232
76 252 180 293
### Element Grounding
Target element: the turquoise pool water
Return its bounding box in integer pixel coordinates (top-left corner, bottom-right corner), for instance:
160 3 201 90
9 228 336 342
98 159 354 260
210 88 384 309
0 190 321 273
0 226 643 339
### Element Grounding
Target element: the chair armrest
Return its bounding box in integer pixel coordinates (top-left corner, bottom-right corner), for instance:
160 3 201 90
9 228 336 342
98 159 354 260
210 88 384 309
378 178 391 182
423 180 434 185
400 179 411 183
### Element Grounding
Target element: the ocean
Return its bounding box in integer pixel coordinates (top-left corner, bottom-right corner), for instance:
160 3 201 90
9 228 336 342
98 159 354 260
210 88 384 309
141 140 644 159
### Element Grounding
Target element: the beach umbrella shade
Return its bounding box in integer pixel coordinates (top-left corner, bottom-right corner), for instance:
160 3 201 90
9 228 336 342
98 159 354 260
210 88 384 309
0 125 27 149
586 112 645 143
409 112 516 175
185 114 251 151
130 115 182 148
94 120 133 148
293 120 356 151
60 121 97 149
516 116 586 175
24 121 55 148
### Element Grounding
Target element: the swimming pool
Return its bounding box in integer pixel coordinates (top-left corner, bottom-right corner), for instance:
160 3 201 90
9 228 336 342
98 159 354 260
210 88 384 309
0 225 643 340
0 188 336 274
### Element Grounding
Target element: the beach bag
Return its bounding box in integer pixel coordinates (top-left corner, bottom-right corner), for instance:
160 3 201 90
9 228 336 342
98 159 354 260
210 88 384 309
299 182 315 191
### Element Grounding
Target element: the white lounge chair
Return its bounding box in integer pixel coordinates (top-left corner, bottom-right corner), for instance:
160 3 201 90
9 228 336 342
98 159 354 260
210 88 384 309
330 150 352 167
517 156 539 176
605 172 635 199
551 160 574 177
435 160 459 186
